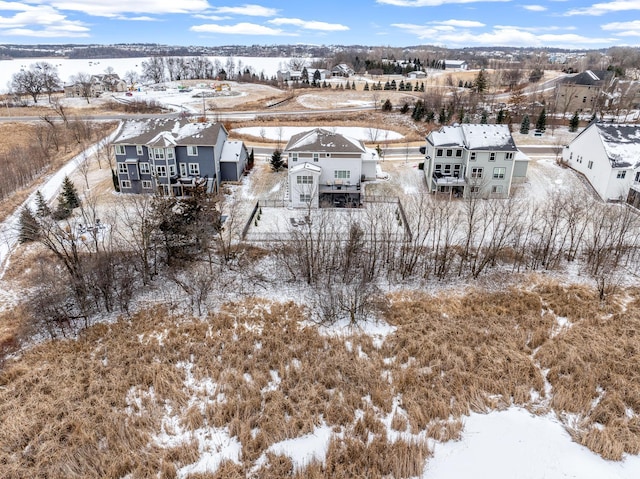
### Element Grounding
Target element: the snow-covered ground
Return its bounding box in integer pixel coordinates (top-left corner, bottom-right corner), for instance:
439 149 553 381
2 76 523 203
233 125 404 142
425 408 640 479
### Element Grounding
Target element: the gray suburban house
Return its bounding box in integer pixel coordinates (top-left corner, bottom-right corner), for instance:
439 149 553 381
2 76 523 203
423 124 528 199
113 119 248 195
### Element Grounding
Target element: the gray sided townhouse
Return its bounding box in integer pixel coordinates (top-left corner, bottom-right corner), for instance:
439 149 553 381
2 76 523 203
424 124 528 199
113 119 248 196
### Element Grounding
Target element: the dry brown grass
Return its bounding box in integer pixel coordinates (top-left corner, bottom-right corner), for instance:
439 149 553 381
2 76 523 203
1 279 639 476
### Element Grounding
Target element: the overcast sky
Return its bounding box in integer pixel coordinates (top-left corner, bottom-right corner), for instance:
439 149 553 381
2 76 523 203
1 1 639 49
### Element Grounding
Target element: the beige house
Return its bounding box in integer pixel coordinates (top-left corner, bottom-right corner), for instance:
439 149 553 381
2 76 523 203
554 70 615 115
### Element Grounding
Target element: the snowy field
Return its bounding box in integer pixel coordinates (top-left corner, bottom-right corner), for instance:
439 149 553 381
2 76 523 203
0 56 304 92
233 125 404 142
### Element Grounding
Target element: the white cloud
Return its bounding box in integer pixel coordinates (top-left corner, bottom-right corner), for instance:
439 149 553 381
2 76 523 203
268 18 349 31
190 22 293 36
436 19 485 27
601 19 640 29
117 16 160 21
193 14 229 21
566 0 640 16
601 19 640 35
377 0 510 6
393 23 614 47
0 2 89 37
523 4 547 11
211 4 278 17
33 0 211 17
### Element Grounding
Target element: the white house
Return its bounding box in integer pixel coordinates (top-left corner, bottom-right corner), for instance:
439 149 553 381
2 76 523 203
424 124 528 199
444 60 468 71
284 128 378 208
563 122 640 201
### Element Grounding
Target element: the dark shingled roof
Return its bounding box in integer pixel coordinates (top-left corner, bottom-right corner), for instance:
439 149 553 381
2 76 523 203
114 119 225 147
284 128 366 154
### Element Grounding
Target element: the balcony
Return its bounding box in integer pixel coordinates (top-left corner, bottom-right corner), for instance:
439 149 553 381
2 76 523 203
319 179 361 193
432 172 466 186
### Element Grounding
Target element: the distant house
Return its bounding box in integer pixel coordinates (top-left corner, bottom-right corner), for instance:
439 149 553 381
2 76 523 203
554 70 615 114
563 122 640 202
64 73 127 98
443 60 468 71
113 119 248 196
284 128 378 208
276 70 302 83
331 64 355 77
423 124 528 199
407 70 427 79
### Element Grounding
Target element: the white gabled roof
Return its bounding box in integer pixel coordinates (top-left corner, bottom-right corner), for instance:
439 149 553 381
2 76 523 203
428 124 517 151
593 123 640 169
220 140 244 163
289 162 322 175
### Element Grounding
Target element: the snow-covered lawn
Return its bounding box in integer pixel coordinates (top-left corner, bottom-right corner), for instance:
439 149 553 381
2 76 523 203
232 125 404 142
426 408 640 479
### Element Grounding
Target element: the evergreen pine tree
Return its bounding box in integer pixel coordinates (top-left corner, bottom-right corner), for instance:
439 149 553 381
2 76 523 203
496 109 505 124
400 102 410 114
480 111 488 124
382 99 393 112
351 81 356 90
520 115 531 134
112 169 120 192
301 67 309 84
569 112 580 132
363 82 369 91
438 107 447 124
60 175 80 210
535 107 547 132
270 149 285 172
345 81 351 90
19 206 39 243
474 69 488 93
34 190 51 217
248 148 255 170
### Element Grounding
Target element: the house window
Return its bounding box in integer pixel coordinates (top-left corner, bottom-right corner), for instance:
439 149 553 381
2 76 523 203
139 162 150 174
299 194 311 202
179 163 187 177
153 148 164 160
471 167 483 179
136 145 143 156
313 153 319 162
435 164 442 171
505 152 513 160
454 164 461 177
470 152 476 161
166 148 175 160
169 164 177 177
588 161 593 169
121 180 131 189
115 145 126 156
493 167 506 179
189 163 200 176
444 164 451 174
617 170 627 179
156 165 167 177
470 186 480 193
446 149 453 157
148 148 153 159
292 153 298 162
455 150 462 157
187 145 198 156
118 163 128 175
436 149 443 157
635 172 640 183
491 185 503 193
489 152 496 161
297 175 313 184
142 180 153 189
569 152 573 160
334 170 351 179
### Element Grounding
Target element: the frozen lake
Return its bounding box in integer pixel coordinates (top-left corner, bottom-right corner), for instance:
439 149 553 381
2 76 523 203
0 56 304 92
